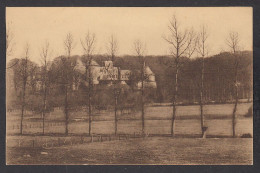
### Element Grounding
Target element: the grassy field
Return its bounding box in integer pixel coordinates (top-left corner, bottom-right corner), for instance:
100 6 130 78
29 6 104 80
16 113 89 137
6 137 253 165
6 103 253 136
6 103 253 165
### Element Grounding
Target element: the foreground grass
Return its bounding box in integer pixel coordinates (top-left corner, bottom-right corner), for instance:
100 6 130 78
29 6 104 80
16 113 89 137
6 137 252 165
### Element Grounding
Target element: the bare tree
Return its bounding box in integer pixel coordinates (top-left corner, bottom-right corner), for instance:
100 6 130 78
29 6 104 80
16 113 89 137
64 33 76 58
63 33 76 135
106 34 118 62
6 23 14 57
6 23 18 69
226 31 240 137
107 35 121 135
133 39 146 135
81 31 96 135
20 43 30 135
106 34 120 135
39 41 51 135
196 25 209 138
187 29 197 59
163 14 195 136
227 32 240 54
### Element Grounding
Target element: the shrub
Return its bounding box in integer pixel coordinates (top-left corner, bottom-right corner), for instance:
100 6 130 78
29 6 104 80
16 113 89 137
245 105 253 117
241 133 252 138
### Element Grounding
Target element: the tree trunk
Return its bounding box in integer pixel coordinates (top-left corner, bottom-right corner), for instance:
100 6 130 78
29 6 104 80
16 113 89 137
114 67 120 136
64 85 69 135
42 87 47 135
88 59 92 136
88 92 92 136
232 62 239 137
20 99 25 135
217 67 223 103
200 57 205 138
42 71 47 135
171 67 178 137
232 86 238 137
141 61 145 136
42 111 45 135
114 95 118 135
20 64 28 135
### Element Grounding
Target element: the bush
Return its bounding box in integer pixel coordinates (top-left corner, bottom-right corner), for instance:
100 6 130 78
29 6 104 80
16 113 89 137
245 105 253 117
241 133 252 138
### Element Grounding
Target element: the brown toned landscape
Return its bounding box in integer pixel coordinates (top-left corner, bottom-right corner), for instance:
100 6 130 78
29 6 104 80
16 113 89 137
6 7 253 165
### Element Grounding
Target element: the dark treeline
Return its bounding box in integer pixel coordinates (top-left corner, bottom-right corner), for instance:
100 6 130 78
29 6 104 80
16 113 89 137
105 51 252 104
146 51 253 104
7 50 252 113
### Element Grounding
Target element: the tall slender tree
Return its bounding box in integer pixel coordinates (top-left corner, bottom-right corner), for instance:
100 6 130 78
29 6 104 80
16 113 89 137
6 23 14 57
63 33 76 135
163 14 195 136
6 22 18 69
133 40 146 136
106 34 119 135
107 35 118 62
226 31 240 137
20 43 30 135
196 25 209 138
39 40 51 135
81 31 96 135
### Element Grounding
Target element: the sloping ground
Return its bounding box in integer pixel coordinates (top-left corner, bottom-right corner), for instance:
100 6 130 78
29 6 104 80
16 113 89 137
7 137 252 165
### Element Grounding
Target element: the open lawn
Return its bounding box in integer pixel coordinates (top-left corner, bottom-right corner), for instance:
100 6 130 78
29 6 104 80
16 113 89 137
6 137 253 165
6 103 253 136
6 103 253 165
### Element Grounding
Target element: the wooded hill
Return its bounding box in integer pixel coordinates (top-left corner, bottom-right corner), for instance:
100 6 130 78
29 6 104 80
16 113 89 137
6 51 253 111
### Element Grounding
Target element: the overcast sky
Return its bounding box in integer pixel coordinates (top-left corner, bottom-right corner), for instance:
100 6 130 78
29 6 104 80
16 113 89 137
6 7 252 64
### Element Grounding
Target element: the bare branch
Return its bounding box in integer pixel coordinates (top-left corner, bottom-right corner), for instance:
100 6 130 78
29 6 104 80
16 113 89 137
6 23 15 57
133 39 146 57
196 25 209 58
24 43 30 61
226 31 240 54
40 40 52 76
106 34 118 62
179 30 195 57
6 22 18 69
164 14 195 61
40 41 51 63
162 35 177 50
81 31 96 58
186 30 198 58
6 60 19 69
64 33 76 57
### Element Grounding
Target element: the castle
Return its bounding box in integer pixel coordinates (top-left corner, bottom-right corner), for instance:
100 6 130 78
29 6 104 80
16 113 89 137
74 59 157 88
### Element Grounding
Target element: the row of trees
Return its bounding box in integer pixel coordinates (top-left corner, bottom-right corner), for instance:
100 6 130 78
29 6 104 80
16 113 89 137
162 15 252 137
6 14 252 137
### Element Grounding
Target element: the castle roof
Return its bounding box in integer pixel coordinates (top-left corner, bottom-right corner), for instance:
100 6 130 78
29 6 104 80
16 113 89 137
144 66 154 76
90 60 100 66
75 59 100 74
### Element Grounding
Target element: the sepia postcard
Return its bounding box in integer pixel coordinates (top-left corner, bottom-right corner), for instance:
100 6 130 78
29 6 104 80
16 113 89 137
5 7 253 165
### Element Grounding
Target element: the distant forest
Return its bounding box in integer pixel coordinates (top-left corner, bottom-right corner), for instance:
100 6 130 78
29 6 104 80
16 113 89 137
7 51 252 112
